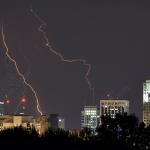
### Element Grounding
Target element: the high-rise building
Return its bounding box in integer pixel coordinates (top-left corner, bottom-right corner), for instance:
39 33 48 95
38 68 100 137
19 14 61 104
48 114 59 129
100 99 129 123
0 102 4 115
58 118 65 129
48 114 65 130
81 106 99 132
143 80 150 126
143 80 150 103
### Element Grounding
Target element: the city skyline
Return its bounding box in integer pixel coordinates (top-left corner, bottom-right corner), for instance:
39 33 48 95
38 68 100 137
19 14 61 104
0 0 150 129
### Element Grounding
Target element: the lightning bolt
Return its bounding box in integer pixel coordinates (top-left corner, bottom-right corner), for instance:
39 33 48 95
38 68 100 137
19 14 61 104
1 24 43 115
19 49 32 96
30 8 95 104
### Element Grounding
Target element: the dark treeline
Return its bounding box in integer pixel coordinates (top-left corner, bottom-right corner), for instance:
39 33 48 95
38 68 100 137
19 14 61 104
0 113 150 150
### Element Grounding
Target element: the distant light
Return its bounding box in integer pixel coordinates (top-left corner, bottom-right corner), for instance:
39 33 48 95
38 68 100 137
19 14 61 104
59 119 62 122
5 100 10 104
0 102 4 105
19 113 25 115
22 106 26 110
21 97 27 103
107 94 110 97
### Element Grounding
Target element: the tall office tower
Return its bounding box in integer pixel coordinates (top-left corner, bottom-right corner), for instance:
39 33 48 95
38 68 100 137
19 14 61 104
48 114 65 130
143 80 150 126
81 106 99 132
58 118 65 130
100 99 129 123
0 102 4 115
48 114 59 129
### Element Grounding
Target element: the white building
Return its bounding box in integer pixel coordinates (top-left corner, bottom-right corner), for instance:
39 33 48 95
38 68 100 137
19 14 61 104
81 106 99 131
143 80 150 103
100 99 129 123
0 102 4 115
143 80 150 126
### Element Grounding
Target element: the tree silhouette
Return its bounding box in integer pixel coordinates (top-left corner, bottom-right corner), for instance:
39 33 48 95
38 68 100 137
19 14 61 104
0 114 149 150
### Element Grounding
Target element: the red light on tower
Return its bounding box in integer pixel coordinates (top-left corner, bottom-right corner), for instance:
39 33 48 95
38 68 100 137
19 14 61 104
22 106 26 110
5 100 11 105
21 97 27 103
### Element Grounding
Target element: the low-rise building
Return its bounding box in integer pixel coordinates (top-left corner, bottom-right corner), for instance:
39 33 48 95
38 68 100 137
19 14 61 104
0 115 48 135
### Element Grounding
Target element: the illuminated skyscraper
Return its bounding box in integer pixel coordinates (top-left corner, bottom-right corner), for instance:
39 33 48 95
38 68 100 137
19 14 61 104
100 99 129 124
143 80 150 103
143 80 150 126
0 102 4 115
81 106 99 132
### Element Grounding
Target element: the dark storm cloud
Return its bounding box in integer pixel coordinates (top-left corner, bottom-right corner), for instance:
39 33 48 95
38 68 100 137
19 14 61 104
0 0 150 128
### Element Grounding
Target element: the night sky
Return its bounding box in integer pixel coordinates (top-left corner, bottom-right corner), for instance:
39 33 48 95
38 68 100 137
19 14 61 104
0 0 150 129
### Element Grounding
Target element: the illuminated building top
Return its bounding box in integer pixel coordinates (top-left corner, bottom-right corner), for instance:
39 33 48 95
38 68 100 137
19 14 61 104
100 99 129 119
143 80 150 103
81 106 99 131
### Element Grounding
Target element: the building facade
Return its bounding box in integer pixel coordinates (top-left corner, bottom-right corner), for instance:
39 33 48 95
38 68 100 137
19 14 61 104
0 102 4 115
100 99 129 123
35 115 49 134
58 118 65 129
81 106 99 132
0 115 49 134
48 114 65 130
143 80 150 126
